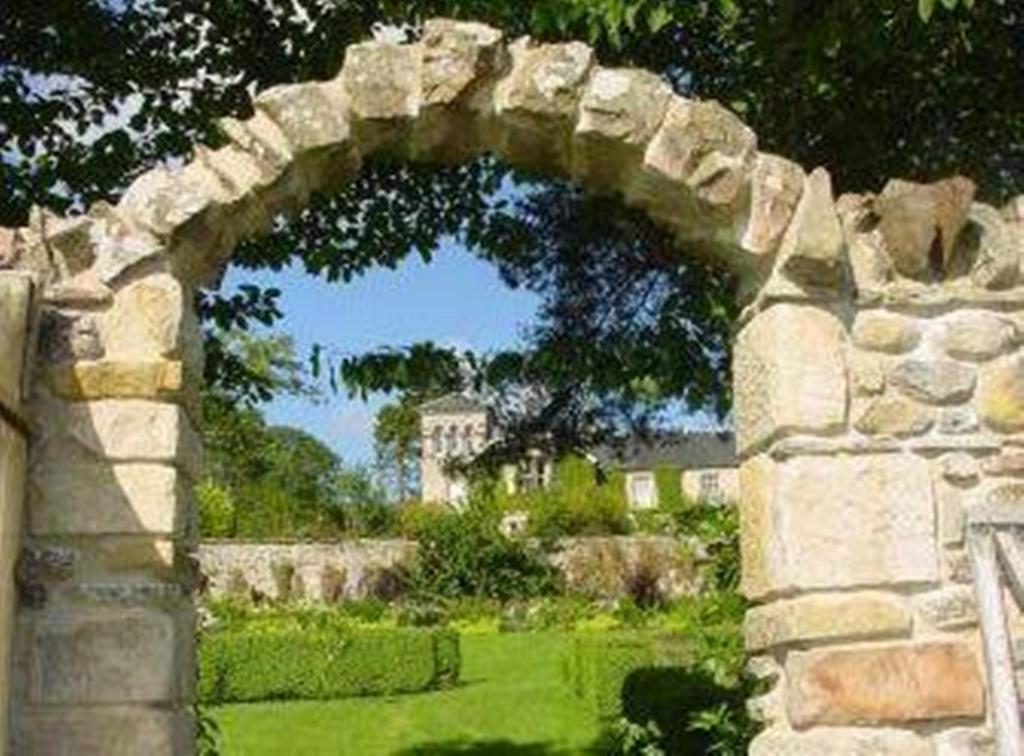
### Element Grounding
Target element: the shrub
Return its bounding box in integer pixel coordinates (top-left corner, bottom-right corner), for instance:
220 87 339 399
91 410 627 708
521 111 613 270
319 565 347 603
197 479 236 539
199 624 460 704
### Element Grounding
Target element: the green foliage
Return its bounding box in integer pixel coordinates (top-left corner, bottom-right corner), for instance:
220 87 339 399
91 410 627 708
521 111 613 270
373 399 422 502
199 623 459 704
609 717 665 756
403 503 562 601
196 480 236 540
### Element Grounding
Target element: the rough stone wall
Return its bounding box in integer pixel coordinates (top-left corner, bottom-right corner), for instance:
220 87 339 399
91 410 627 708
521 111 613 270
0 15 1018 755
0 274 31 751
198 535 698 602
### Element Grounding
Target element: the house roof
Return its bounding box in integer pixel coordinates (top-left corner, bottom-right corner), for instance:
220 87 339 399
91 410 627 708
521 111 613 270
594 431 737 471
418 393 488 416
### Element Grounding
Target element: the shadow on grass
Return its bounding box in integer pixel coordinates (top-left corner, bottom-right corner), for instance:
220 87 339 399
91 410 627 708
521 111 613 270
394 740 580 755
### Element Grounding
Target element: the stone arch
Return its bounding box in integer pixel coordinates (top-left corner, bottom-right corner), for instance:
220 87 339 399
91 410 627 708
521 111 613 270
0 16 1021 755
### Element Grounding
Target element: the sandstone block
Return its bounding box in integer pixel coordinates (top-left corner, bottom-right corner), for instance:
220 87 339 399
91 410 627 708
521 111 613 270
982 451 1024 477
968 202 1019 291
942 311 1015 362
937 482 967 546
874 176 975 280
0 273 31 409
420 19 505 108
29 462 186 536
744 592 910 651
41 399 201 479
572 68 672 193
18 706 191 756
970 483 1024 525
38 310 104 364
78 202 165 284
750 727 931 756
342 42 422 121
932 728 996 756
976 354 1024 432
733 304 848 455
890 359 976 405
855 396 935 437
45 360 183 401
741 153 805 259
786 642 984 727
940 406 981 435
741 454 938 598
941 452 980 484
778 167 844 288
838 192 897 293
848 352 886 396
100 273 188 359
852 311 920 353
29 608 180 704
915 586 978 630
494 39 595 173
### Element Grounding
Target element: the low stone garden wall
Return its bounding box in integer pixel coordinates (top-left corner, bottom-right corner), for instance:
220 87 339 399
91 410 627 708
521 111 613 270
198 535 699 603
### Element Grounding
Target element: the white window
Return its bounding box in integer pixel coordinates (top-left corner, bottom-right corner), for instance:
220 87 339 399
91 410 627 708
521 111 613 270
516 455 548 492
445 425 458 455
699 471 721 502
627 472 658 509
462 425 474 455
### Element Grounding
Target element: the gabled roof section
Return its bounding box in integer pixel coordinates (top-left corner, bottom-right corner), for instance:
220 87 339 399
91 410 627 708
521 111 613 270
419 393 488 416
594 431 737 471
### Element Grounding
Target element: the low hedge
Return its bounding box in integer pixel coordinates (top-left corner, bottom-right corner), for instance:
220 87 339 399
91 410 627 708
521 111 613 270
565 632 694 721
199 625 460 704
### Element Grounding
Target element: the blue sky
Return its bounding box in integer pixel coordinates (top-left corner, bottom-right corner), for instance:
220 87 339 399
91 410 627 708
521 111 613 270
224 238 541 464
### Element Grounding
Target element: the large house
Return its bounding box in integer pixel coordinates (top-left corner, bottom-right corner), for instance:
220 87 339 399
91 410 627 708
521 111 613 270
419 394 738 507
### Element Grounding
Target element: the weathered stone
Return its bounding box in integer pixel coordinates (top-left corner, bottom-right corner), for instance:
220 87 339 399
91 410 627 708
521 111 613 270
932 728 996 756
18 706 192 756
852 311 920 353
493 39 595 173
29 608 180 704
838 192 897 293
744 592 910 651
981 451 1024 477
976 354 1024 432
29 462 186 536
741 454 937 599
42 271 113 309
890 359 976 405
41 399 202 479
342 42 421 123
874 176 976 281
777 167 844 288
944 549 973 583
44 360 183 401
967 202 1019 290
938 482 967 546
941 311 1015 362
970 483 1024 525
733 305 848 455
915 586 978 630
0 273 31 408
786 642 984 727
741 153 805 259
941 452 980 485
0 227 17 268
940 406 980 435
750 727 931 756
100 274 188 359
420 19 506 106
44 313 102 370
848 352 886 396
854 396 935 437
572 68 672 193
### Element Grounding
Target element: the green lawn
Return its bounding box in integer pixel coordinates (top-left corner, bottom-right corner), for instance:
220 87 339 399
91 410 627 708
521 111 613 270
212 632 605 755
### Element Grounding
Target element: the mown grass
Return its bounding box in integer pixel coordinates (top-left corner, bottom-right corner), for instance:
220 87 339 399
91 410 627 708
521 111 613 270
212 632 605 755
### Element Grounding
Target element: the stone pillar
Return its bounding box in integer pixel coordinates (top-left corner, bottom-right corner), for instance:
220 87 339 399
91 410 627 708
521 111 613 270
10 269 201 755
735 296 1024 753
0 274 32 750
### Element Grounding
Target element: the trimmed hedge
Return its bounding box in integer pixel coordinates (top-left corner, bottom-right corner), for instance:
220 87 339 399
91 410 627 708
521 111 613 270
199 626 460 704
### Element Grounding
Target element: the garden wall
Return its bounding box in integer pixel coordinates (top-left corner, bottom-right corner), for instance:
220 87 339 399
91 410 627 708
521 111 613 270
198 535 699 602
0 273 31 749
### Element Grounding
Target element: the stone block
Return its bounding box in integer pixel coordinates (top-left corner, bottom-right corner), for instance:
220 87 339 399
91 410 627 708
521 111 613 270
82 203 166 285
786 642 984 727
969 202 1019 291
733 304 848 455
852 311 919 353
777 167 844 288
915 586 978 630
848 352 886 396
890 359 976 405
976 354 1024 432
100 273 189 359
744 592 911 651
854 395 935 437
41 399 201 479
28 608 181 704
942 311 1015 362
0 273 31 409
741 453 938 599
572 67 672 193
17 706 192 756
29 462 186 536
741 153 805 259
44 360 183 401
751 727 931 756
494 39 595 173
969 482 1024 525
342 42 421 121
932 728 996 756
982 451 1024 477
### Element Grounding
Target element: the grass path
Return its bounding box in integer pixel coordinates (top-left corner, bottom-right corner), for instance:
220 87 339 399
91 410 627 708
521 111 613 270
212 632 605 755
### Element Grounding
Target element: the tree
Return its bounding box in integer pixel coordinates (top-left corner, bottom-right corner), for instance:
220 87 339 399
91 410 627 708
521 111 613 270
373 399 423 502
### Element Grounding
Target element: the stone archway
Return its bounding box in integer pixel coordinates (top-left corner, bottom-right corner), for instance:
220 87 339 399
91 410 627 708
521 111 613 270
0 17 1022 755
